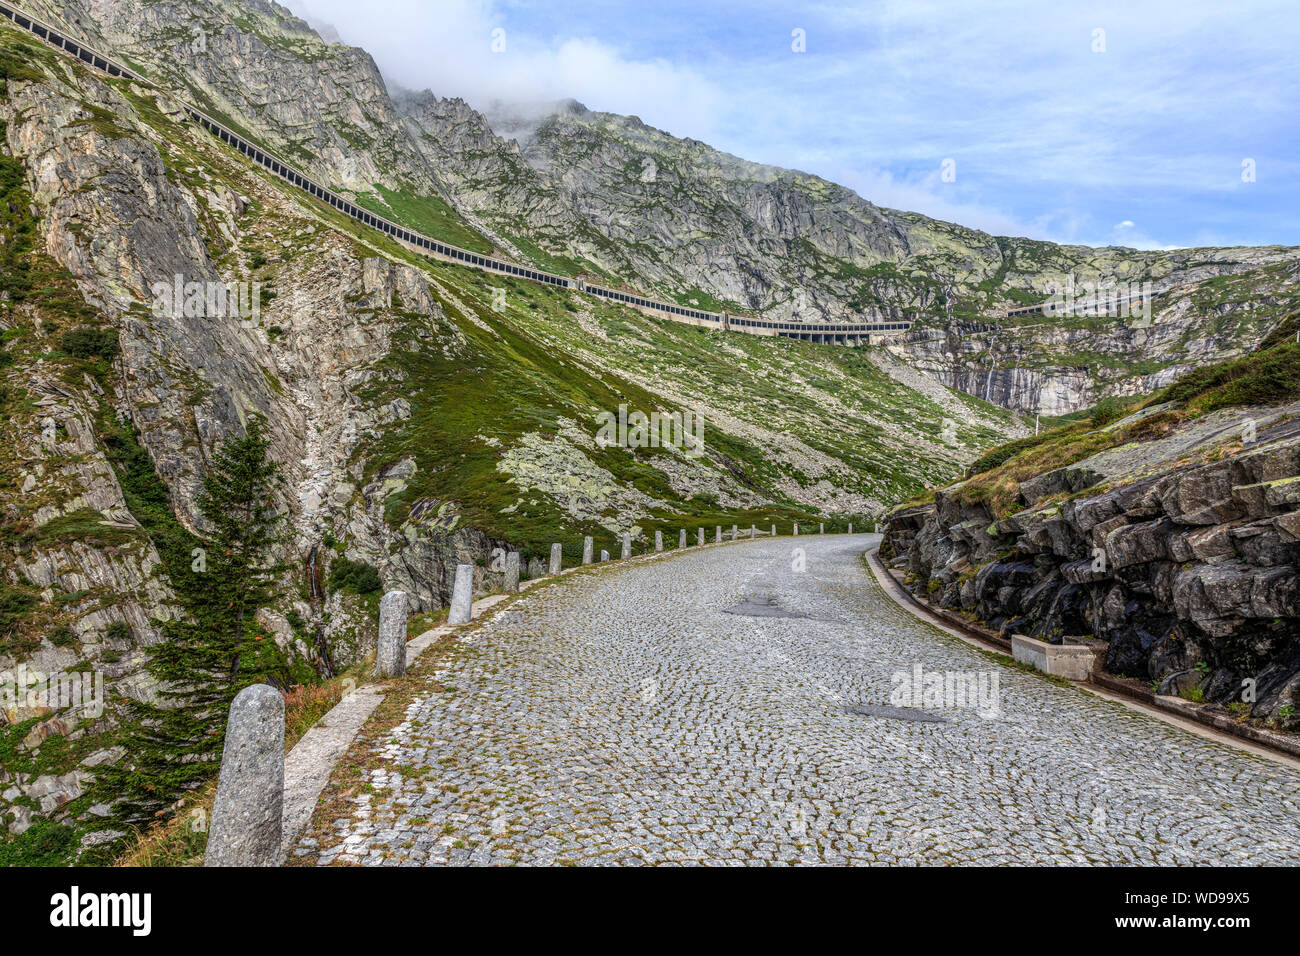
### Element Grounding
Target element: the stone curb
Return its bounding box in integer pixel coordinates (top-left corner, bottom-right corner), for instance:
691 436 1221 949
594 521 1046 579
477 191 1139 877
278 589 520 860
280 685 384 858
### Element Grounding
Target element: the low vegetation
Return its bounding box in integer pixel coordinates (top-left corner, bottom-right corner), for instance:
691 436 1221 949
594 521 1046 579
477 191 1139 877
326 556 382 596
1154 319 1300 412
952 312 1298 517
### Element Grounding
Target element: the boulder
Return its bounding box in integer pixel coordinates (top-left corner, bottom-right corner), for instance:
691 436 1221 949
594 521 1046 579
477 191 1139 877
1156 668 1205 697
1104 518 1175 569
1157 461 1242 525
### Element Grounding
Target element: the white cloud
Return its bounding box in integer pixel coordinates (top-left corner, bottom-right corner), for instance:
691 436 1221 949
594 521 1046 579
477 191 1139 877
819 163 1057 240
282 0 1300 248
1108 220 1182 251
287 0 726 141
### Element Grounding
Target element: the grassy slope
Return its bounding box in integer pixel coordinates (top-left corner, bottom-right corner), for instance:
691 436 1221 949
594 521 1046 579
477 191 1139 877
131 83 1019 551
943 313 1300 518
350 248 1022 559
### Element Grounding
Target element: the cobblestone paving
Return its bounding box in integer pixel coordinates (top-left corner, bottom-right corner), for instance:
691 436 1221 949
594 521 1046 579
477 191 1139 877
304 536 1300 865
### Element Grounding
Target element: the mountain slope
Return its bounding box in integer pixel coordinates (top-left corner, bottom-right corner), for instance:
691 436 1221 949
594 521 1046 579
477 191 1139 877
0 11 1021 857
21 0 1300 419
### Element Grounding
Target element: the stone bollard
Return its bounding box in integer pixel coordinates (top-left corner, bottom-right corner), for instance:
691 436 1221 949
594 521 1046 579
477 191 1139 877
504 552 520 592
716 526 722 543
731 524 738 541
770 524 776 537
679 529 686 549
601 550 609 562
820 523 824 534
583 536 594 565
751 525 756 538
550 543 562 575
205 684 284 867
793 523 799 536
848 523 853 535
376 590 408 678
622 533 631 559
697 528 704 546
448 563 474 624
655 530 663 552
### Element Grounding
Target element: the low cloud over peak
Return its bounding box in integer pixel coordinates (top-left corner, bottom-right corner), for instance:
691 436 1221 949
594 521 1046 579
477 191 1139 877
285 0 1300 249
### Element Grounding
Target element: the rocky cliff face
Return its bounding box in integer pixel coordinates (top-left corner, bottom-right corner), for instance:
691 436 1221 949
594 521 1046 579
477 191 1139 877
882 397 1300 729
0 34 460 846
891 257 1300 415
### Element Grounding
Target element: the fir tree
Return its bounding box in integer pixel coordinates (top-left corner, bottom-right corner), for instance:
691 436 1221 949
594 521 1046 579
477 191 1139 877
96 415 291 828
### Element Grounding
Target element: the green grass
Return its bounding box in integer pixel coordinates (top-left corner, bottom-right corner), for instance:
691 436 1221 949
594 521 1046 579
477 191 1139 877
344 252 1014 557
59 327 120 362
506 232 601 278
0 820 77 866
1154 323 1300 412
669 286 748 314
355 183 493 255
956 312 1299 517
326 556 381 595
32 508 140 548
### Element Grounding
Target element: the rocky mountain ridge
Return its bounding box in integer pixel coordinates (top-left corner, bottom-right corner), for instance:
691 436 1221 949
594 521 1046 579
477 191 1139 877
19 0 1300 416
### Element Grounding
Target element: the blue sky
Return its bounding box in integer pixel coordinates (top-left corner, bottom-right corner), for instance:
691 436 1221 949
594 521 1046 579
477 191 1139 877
288 1 1300 249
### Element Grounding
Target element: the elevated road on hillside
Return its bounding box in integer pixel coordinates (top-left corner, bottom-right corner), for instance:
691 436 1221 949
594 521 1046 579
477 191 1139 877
1 1 909 347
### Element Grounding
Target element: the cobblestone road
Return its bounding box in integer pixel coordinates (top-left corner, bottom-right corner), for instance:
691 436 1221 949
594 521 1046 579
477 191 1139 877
305 536 1300 865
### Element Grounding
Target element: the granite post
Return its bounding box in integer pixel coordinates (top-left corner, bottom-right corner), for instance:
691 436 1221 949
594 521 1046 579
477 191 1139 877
448 564 474 624
376 590 407 678
204 684 284 867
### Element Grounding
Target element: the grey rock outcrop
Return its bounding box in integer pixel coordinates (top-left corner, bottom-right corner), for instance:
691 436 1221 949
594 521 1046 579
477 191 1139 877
882 401 1300 727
